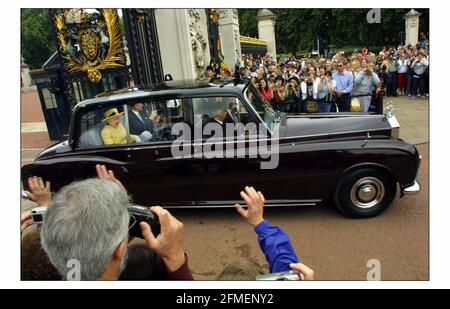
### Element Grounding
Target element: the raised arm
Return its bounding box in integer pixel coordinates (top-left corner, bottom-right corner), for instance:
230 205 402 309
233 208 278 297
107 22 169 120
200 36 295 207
235 186 299 272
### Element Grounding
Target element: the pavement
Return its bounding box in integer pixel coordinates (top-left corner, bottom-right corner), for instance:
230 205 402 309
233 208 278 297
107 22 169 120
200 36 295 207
383 95 429 145
20 90 429 280
21 91 57 166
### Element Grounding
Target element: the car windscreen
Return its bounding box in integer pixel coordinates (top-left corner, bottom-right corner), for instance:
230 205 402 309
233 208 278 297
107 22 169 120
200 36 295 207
244 83 279 133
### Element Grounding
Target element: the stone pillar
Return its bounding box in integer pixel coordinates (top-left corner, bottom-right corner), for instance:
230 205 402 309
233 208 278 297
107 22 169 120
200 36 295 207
21 55 32 88
405 9 421 46
155 9 210 80
218 9 241 69
256 9 277 58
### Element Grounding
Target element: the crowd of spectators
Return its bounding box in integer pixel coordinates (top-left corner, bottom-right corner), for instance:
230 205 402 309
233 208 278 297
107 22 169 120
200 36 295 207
205 40 429 113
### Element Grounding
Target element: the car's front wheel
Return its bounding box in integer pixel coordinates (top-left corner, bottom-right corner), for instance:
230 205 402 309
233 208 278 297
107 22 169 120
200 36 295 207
333 168 397 218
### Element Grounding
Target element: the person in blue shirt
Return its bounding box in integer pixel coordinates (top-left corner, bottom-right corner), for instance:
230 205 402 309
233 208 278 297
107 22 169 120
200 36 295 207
332 59 353 112
234 186 314 280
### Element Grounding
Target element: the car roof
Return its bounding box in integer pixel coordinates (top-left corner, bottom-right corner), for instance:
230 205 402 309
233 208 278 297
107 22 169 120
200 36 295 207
74 78 247 110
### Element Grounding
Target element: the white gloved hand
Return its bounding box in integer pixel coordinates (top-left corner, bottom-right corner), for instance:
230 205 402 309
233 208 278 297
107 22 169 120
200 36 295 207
139 131 153 142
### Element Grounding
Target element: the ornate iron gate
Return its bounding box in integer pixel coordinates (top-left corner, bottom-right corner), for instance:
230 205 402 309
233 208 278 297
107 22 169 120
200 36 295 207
122 9 164 88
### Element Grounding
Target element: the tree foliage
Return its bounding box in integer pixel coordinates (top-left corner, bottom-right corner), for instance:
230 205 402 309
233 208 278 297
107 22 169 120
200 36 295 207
238 8 429 55
21 9 56 69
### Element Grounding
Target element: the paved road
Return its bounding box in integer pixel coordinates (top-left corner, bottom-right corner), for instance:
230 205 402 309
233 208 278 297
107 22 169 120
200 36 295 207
163 143 429 280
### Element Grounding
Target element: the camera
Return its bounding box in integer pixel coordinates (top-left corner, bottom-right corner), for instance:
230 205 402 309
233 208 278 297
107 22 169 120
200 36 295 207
29 204 161 239
21 190 30 199
31 206 47 224
255 270 302 281
128 205 161 239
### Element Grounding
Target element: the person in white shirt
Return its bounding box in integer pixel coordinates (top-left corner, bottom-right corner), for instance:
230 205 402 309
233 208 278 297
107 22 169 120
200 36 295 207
300 73 319 113
397 52 408 95
353 65 380 113
411 52 429 99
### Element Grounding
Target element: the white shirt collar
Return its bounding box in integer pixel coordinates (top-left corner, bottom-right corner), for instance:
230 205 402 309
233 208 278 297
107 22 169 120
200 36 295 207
132 109 144 118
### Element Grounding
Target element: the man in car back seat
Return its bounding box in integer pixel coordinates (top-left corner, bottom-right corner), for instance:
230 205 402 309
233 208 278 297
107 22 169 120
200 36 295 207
129 102 155 140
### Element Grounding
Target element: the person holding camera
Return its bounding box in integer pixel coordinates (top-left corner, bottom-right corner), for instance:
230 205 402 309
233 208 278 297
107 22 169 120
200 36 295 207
300 73 319 113
315 70 336 113
258 78 273 105
234 186 314 280
283 75 301 113
410 51 429 99
271 75 286 111
38 164 193 280
397 51 408 96
385 54 399 96
20 176 63 280
21 176 52 234
353 65 380 113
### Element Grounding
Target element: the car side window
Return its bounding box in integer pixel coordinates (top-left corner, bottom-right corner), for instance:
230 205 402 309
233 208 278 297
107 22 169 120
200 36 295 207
191 96 257 141
128 98 185 143
78 104 131 149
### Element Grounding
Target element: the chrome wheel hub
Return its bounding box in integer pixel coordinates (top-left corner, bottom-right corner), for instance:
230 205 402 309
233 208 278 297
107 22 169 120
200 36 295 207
350 177 385 209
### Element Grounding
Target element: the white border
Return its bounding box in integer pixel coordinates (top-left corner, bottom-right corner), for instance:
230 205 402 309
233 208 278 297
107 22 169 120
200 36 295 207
5 0 449 289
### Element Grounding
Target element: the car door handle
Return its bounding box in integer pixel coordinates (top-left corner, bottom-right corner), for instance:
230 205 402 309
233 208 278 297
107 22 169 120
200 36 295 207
362 132 371 147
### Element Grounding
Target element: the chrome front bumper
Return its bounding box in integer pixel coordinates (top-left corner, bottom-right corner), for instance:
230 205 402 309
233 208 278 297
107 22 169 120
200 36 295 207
402 180 421 195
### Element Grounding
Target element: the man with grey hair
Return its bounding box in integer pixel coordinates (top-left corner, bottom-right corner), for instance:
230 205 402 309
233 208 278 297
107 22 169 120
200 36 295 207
41 165 192 280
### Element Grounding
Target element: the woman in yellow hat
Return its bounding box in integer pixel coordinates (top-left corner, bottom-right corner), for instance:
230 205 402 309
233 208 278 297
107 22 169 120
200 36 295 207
101 108 139 145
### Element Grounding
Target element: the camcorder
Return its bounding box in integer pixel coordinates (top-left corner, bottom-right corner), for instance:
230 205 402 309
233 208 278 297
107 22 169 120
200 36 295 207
255 270 302 281
29 204 161 239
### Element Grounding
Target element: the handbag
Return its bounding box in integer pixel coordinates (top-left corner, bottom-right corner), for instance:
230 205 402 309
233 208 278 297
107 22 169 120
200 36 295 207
350 98 361 112
306 100 318 113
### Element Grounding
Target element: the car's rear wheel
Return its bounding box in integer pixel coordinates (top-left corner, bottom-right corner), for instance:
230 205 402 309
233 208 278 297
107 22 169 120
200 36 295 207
333 168 397 218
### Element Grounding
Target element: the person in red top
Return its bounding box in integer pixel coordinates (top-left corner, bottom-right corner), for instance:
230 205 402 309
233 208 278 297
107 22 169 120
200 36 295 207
361 46 368 56
258 78 273 105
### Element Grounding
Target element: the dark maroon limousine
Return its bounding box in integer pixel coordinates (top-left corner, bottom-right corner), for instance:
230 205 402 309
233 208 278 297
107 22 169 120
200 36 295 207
21 79 421 218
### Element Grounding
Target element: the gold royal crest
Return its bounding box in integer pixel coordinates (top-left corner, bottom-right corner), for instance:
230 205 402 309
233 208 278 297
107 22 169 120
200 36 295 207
55 9 125 83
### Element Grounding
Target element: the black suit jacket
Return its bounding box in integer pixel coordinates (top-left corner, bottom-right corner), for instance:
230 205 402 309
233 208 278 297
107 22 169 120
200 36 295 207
129 111 154 136
203 117 226 139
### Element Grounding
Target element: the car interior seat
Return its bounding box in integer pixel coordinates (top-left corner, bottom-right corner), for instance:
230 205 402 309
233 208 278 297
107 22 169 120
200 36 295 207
78 110 129 148
78 121 105 148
